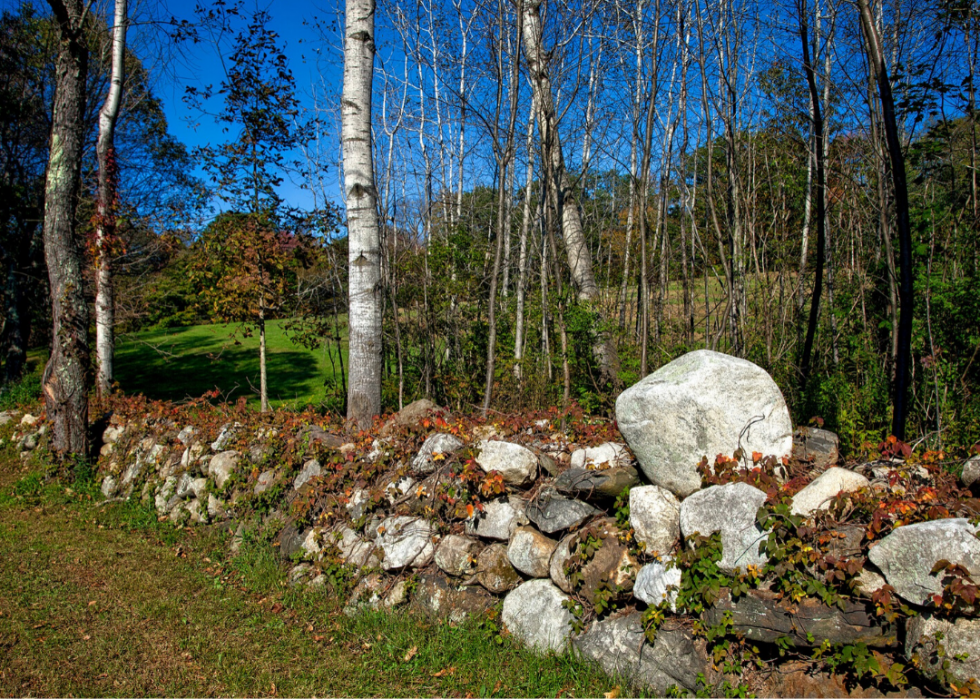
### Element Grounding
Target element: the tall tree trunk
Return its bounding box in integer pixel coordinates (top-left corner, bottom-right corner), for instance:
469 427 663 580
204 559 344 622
521 0 620 389
798 0 826 394
258 308 269 411
483 0 522 413
94 0 127 400
513 111 536 379
857 0 914 440
343 0 383 430
43 0 90 458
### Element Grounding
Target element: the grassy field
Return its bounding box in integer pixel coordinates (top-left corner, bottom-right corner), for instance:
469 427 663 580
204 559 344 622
116 320 347 410
0 453 626 697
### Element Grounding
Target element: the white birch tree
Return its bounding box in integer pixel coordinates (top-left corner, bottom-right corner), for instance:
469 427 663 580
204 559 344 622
343 0 383 429
94 0 127 399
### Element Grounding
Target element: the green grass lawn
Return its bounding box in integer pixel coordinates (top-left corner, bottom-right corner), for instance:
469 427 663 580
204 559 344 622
0 454 624 698
116 320 348 410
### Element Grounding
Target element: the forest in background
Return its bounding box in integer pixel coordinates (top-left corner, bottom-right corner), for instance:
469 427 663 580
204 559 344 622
1 0 979 455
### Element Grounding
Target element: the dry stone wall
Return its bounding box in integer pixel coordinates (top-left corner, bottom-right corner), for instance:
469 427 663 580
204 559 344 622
3 349 980 697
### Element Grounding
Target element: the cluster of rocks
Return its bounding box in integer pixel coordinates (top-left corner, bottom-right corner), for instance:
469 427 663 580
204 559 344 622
4 349 980 695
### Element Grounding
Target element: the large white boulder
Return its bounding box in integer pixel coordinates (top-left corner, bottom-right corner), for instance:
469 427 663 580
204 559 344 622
502 579 575 653
615 350 793 498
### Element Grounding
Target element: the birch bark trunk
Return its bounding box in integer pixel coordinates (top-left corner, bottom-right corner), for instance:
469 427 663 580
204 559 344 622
343 0 382 429
521 0 620 388
94 0 126 399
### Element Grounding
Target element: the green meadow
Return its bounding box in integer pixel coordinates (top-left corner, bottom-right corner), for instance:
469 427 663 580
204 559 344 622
115 320 347 409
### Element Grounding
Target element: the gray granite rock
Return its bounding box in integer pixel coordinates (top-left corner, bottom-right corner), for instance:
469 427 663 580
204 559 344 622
331 526 380 569
293 459 321 490
377 516 436 571
502 579 575 653
411 433 465 474
465 498 521 540
616 349 793 498
254 469 276 496
472 543 522 593
555 466 639 499
411 572 494 624
572 612 646 680
868 518 980 605
907 613 980 686
434 534 482 577
526 489 597 534
208 450 240 490
679 482 769 574
636 624 714 695
211 422 241 451
792 427 840 469
569 442 632 470
963 455 980 490
634 558 681 611
790 467 869 517
475 440 538 485
629 485 681 556
507 526 557 578
549 518 636 599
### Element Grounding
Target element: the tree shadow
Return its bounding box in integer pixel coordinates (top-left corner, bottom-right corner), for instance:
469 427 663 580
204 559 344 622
115 327 326 408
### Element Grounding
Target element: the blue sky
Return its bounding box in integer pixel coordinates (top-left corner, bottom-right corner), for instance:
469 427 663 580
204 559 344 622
140 0 347 215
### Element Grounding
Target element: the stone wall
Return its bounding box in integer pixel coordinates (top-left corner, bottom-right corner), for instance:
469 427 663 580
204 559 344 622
4 350 979 697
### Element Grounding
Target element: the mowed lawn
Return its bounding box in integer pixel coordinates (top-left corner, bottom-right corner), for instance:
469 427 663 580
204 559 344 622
115 320 347 409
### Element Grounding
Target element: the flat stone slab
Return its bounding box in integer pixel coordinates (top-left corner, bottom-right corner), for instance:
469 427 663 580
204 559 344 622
526 489 597 534
703 588 896 648
555 466 639 499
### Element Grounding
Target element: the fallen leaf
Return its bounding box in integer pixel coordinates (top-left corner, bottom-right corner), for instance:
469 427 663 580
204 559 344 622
403 646 418 662
604 686 621 699
270 602 284 613
82 635 91 641
432 667 456 678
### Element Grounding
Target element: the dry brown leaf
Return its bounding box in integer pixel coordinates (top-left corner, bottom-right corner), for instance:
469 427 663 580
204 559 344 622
604 686 621 699
403 646 418 662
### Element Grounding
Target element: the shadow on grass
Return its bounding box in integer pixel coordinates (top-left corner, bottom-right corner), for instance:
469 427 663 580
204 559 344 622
115 327 325 407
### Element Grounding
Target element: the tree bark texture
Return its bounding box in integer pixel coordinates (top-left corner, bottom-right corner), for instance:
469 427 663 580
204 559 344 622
798 0 826 394
521 0 620 388
43 0 91 457
343 0 383 430
95 0 127 399
857 0 913 440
